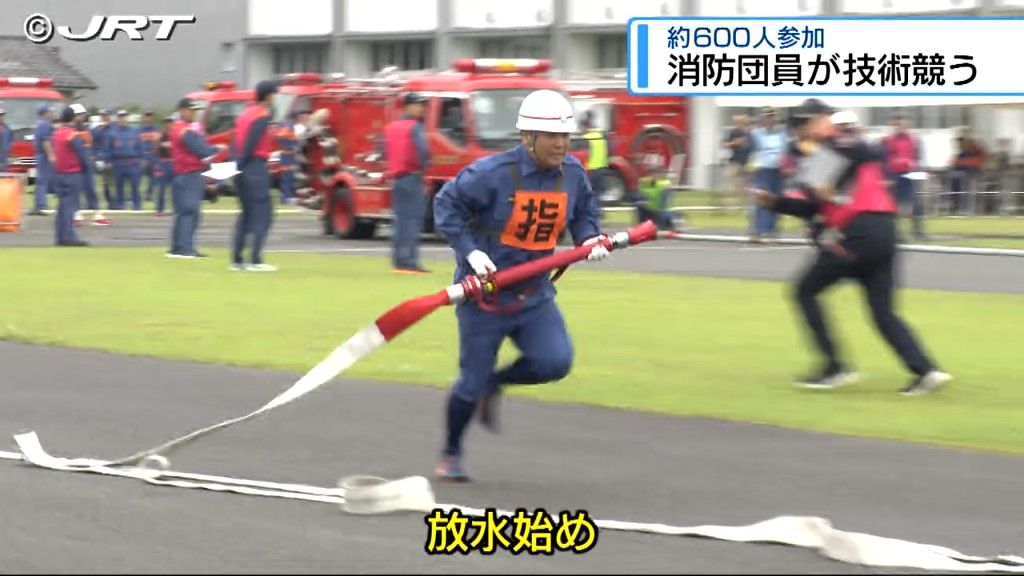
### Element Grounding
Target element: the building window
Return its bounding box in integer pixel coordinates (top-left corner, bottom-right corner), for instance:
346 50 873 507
596 34 626 69
221 42 236 73
272 43 328 74
478 37 550 59
370 40 433 72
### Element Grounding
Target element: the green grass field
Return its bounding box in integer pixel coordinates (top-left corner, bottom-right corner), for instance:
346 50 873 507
3 248 1022 454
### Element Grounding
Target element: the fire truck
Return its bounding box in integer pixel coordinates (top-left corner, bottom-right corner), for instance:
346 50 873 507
563 77 689 205
300 58 589 239
0 77 65 181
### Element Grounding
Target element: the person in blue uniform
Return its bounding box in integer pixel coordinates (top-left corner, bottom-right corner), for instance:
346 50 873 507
169 98 225 258
384 92 431 273
231 80 278 272
29 104 55 215
109 109 143 210
69 104 111 227
91 109 115 210
139 110 161 204
51 106 90 246
153 115 175 216
431 89 609 481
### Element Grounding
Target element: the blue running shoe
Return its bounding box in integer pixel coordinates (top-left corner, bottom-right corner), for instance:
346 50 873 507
434 455 471 483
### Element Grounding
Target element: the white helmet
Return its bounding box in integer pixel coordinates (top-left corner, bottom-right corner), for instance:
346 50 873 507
831 110 858 126
515 89 577 133
70 103 87 116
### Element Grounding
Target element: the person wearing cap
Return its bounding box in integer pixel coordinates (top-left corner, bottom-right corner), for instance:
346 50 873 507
882 112 927 240
431 89 607 481
51 106 90 246
748 106 789 243
383 92 431 274
230 80 279 272
139 110 161 206
168 98 225 258
751 98 951 396
273 110 302 206
91 109 115 210
0 107 11 172
68 104 111 227
152 114 175 217
109 109 144 210
29 104 55 215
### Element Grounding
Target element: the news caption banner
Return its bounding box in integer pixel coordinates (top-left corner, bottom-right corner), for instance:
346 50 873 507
627 16 1024 96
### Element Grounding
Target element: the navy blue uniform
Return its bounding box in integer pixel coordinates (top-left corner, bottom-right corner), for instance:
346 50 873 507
432 143 601 459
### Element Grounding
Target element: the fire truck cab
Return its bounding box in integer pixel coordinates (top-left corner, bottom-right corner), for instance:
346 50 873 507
564 79 689 205
305 58 588 239
0 77 65 181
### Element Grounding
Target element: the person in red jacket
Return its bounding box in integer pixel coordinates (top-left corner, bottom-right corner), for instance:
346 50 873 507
752 99 951 396
231 80 278 272
383 92 431 274
882 112 927 240
168 98 225 258
51 106 90 247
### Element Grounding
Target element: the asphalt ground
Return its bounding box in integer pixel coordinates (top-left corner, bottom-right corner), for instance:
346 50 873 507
4 210 1022 295
3 341 1024 574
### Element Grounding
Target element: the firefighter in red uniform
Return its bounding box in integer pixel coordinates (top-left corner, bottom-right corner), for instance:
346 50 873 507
231 80 278 272
384 92 431 274
753 98 951 396
168 98 225 258
51 106 90 247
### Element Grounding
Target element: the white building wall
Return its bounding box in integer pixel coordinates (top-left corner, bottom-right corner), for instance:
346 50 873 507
567 0 681 24
839 0 978 12
451 0 553 28
249 0 333 35
346 0 438 32
696 0 822 16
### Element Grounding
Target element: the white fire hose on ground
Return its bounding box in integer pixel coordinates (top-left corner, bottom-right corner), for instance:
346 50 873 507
2 431 1022 573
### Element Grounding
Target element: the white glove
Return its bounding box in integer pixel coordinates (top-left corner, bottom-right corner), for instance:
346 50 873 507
467 250 497 277
95 160 105 171
583 235 610 262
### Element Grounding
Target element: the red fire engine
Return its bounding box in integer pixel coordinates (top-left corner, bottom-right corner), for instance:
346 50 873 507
300 58 589 239
0 77 65 181
563 78 689 204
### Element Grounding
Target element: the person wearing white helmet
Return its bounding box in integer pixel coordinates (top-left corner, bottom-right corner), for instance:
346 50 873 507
430 88 607 481
752 98 950 396
69 103 111 227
